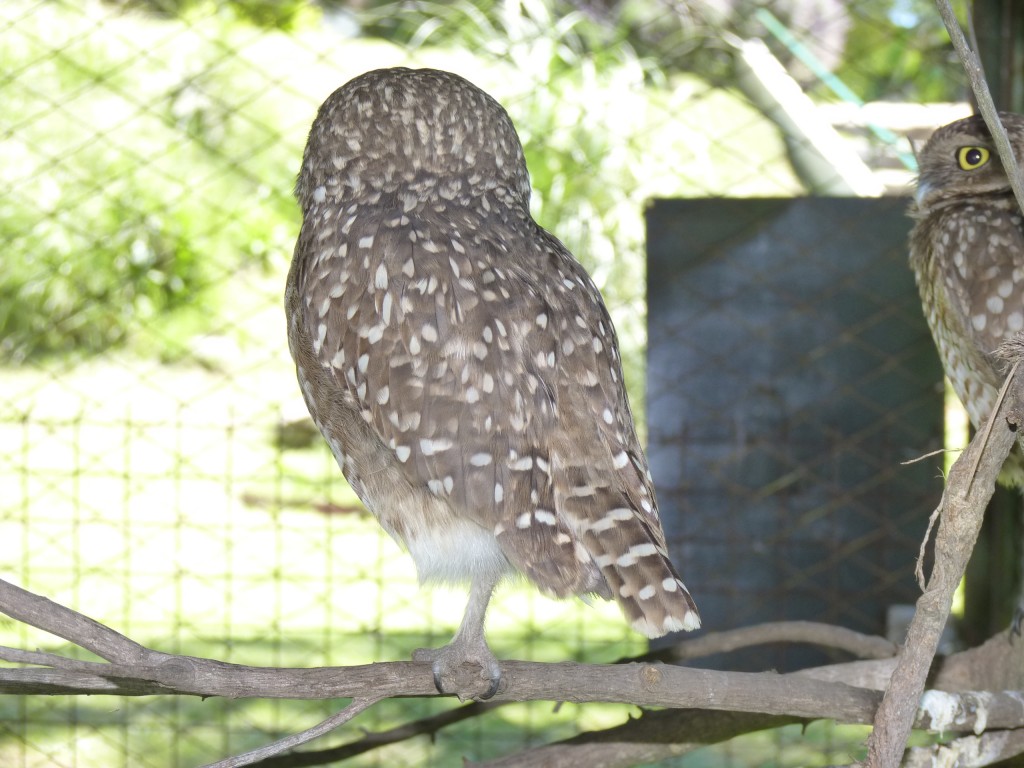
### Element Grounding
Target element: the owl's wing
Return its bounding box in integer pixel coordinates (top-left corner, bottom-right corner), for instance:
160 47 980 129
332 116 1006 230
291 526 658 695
296 203 699 632
944 210 1024 373
296 203 601 596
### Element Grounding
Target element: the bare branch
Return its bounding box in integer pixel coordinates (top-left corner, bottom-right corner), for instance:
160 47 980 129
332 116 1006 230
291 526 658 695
0 578 154 665
863 351 1023 767
471 622 1024 768
470 710 802 768
0 633 884 720
251 621 899 768
903 730 1024 767
469 688 1024 768
0 576 892 717
635 620 898 665
252 701 503 767
202 696 384 768
7 572 1024 766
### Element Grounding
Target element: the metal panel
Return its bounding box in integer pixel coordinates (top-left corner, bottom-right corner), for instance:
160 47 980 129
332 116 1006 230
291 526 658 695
646 197 944 671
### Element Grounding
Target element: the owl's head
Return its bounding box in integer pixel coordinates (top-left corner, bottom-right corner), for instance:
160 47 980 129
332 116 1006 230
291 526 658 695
914 112 1024 213
295 67 531 213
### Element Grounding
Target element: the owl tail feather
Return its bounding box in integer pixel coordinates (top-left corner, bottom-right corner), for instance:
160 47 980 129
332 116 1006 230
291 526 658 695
584 510 701 638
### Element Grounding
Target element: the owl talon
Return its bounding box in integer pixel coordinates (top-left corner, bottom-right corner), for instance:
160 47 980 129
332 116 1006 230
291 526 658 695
413 644 502 701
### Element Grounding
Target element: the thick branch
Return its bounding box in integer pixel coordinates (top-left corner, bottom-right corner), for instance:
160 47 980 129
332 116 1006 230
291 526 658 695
863 357 1022 768
485 624 1024 768
471 710 801 768
0 647 882 717
252 623 900 767
903 730 1024 767
6 588 1024 768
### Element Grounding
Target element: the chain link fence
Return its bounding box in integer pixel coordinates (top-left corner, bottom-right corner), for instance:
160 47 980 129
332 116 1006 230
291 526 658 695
1 0 969 765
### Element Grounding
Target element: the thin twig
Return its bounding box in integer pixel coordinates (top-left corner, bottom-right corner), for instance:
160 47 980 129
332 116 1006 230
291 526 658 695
253 701 503 767
630 620 897 665
901 447 962 466
915 504 942 591
202 696 385 768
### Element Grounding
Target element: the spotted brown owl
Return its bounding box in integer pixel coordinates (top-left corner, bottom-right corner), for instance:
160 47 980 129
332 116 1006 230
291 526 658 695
910 112 1024 486
285 67 700 700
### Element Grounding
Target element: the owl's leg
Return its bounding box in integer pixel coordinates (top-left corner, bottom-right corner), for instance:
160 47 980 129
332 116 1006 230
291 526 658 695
413 573 502 701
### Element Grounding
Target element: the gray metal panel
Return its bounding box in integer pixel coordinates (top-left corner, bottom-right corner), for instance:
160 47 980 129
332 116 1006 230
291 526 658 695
646 197 943 672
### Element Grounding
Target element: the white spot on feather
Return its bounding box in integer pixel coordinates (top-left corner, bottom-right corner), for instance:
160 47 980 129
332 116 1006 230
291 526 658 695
629 543 658 558
419 438 453 455
534 510 557 526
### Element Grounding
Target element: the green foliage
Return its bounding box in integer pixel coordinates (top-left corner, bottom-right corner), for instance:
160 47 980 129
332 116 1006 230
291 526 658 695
835 0 964 102
104 0 318 30
355 0 966 103
0 2 302 361
1 0 796 377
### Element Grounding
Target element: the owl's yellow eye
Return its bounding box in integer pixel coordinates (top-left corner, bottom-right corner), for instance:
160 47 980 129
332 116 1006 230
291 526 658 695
957 146 990 170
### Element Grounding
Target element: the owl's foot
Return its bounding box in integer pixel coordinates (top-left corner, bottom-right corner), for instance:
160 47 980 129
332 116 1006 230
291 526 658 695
413 639 502 701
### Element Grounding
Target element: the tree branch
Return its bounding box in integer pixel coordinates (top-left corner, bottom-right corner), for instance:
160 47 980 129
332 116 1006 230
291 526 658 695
0 578 154 665
471 710 803 768
903 730 1024 767
248 621 899 768
7 570 1024 767
252 701 504 767
469 625 1024 768
203 696 385 768
636 620 898 664
863 353 1023 768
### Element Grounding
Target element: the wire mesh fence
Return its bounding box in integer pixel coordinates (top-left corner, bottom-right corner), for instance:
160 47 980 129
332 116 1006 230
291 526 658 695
647 197 944 674
1 0 971 765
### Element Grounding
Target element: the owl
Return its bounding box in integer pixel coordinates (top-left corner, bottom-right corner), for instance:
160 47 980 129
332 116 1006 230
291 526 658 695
285 68 700 700
909 112 1024 487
